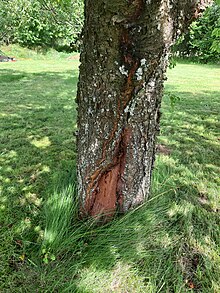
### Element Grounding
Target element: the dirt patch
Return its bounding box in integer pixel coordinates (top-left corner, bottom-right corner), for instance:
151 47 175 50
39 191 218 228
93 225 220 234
198 193 209 205
67 54 80 60
156 144 171 155
198 193 219 213
178 244 204 291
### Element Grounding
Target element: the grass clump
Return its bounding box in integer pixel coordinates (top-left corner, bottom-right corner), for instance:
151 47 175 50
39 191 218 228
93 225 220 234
42 183 77 257
0 47 219 292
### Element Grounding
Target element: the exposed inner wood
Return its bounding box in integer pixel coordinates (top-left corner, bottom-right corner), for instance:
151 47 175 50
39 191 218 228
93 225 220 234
84 127 132 218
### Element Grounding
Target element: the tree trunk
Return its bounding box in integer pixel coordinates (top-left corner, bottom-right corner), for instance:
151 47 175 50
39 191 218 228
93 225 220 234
77 0 210 220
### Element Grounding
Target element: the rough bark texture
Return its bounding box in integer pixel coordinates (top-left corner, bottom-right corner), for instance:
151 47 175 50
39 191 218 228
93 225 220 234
77 0 211 220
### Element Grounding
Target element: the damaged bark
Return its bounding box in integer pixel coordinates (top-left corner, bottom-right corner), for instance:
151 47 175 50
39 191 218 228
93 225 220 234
77 0 211 220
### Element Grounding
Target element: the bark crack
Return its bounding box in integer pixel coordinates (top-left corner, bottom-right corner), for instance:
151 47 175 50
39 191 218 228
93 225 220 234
83 127 132 219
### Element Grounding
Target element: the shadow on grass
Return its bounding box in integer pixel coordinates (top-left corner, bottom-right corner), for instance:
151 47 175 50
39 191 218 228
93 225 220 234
57 88 218 292
161 89 219 184
1 69 219 292
19 89 218 292
0 67 78 290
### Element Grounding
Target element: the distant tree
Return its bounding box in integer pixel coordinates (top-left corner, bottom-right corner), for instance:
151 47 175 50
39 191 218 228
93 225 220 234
174 3 220 62
0 0 84 50
77 0 212 221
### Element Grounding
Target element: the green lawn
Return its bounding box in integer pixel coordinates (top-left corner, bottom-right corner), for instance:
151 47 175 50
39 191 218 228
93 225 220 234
0 51 219 292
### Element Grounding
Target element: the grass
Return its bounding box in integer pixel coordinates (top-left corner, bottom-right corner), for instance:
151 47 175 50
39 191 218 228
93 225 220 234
0 46 219 292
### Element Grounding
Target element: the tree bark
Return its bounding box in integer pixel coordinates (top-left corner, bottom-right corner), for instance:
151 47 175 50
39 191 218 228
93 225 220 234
77 0 211 220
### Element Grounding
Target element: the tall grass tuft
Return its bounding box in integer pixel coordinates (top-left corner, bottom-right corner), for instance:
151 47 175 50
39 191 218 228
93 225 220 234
41 172 92 260
41 174 79 255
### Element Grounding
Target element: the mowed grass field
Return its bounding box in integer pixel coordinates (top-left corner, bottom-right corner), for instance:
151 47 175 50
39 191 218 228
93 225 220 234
0 49 219 292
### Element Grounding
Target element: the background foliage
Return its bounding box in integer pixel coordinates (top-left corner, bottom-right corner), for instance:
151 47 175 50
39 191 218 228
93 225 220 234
0 1 219 58
174 3 220 63
0 0 84 51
